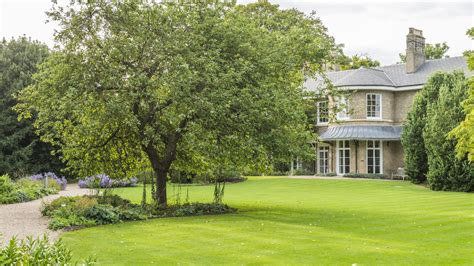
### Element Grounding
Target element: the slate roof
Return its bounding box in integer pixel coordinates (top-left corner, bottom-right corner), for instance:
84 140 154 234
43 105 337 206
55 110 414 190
305 56 470 90
319 125 402 141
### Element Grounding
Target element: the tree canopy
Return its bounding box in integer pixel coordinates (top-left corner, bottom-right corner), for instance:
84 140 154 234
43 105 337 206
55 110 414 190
423 72 473 191
402 70 473 191
337 54 380 70
401 71 444 183
17 1 339 205
399 42 450 63
0 37 63 177
449 28 474 161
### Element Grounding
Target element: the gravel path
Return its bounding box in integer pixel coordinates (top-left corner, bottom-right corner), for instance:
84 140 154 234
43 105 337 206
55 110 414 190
0 185 91 245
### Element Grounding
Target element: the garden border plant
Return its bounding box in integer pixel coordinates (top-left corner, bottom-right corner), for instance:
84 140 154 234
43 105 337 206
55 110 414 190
42 192 236 231
0 235 96 265
0 174 63 204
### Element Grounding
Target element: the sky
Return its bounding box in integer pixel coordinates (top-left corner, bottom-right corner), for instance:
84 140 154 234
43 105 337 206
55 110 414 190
0 0 472 65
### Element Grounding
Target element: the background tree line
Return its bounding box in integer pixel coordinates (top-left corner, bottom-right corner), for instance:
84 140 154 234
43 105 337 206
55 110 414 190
0 37 64 178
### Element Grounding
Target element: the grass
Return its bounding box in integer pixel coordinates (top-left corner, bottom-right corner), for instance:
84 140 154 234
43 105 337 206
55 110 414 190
61 177 474 265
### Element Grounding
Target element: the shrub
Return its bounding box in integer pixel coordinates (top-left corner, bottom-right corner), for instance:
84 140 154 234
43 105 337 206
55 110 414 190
293 169 315 176
0 235 96 265
78 174 138 188
117 207 148 221
43 195 139 229
42 196 80 216
48 215 96 230
84 204 120 225
170 168 247 184
343 173 387 179
97 194 131 207
43 194 236 230
74 196 99 214
172 202 236 217
320 172 337 177
0 174 15 194
0 175 58 204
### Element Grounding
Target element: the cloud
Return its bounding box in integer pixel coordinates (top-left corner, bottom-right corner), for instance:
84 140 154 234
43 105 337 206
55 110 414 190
1 0 472 65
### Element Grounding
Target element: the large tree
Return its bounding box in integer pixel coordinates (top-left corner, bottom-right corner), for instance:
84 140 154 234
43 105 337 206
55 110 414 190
0 37 63 177
17 1 338 205
423 72 473 191
449 28 474 161
399 42 450 63
401 72 451 183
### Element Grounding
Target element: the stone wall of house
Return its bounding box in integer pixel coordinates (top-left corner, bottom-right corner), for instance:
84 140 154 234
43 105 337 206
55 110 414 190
348 90 395 121
321 89 419 125
383 141 404 175
393 90 418 124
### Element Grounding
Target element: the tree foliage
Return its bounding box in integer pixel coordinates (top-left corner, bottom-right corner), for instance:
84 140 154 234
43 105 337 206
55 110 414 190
337 54 380 70
449 28 474 161
0 37 63 177
17 1 338 205
401 73 445 183
423 72 473 191
399 42 450 63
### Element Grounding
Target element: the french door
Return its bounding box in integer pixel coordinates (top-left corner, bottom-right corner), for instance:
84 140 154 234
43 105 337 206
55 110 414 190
367 140 382 174
337 140 350 175
318 146 329 174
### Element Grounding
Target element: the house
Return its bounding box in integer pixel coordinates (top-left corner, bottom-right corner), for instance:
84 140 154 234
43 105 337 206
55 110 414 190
300 28 470 176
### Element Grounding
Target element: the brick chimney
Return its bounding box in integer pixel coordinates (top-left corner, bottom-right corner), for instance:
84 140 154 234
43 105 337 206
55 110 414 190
405 28 425 73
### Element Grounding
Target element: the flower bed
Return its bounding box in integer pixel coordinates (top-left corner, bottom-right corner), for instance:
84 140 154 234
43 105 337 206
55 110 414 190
78 174 138 188
0 174 59 204
28 172 67 190
42 194 236 230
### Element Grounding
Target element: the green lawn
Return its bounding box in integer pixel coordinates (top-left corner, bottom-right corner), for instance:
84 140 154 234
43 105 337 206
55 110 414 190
62 177 474 265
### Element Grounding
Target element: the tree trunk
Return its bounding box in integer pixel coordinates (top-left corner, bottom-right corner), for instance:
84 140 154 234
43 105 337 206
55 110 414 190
155 168 168 206
143 132 183 207
144 143 175 207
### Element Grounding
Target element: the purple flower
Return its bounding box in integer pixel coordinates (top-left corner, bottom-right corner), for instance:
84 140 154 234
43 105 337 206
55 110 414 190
28 172 67 190
78 179 88 188
78 174 138 188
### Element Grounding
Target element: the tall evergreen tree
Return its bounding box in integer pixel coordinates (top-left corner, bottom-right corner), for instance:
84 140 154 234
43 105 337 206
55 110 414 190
401 73 449 183
0 37 63 177
423 72 473 191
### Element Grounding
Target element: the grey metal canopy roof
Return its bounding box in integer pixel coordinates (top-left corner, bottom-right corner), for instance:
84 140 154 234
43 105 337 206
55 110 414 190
305 56 470 90
319 125 402 141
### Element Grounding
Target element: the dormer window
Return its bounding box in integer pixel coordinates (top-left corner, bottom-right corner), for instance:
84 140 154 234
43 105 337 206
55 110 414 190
317 101 329 125
367 94 382 119
337 97 349 120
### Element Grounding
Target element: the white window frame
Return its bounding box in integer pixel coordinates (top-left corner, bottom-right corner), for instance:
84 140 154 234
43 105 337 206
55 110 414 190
317 101 329 125
366 140 383 174
317 144 330 174
336 140 351 175
366 93 382 119
336 97 350 120
291 157 302 171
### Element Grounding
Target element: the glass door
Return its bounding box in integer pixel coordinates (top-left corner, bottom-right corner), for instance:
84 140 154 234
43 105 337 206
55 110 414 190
337 140 350 175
